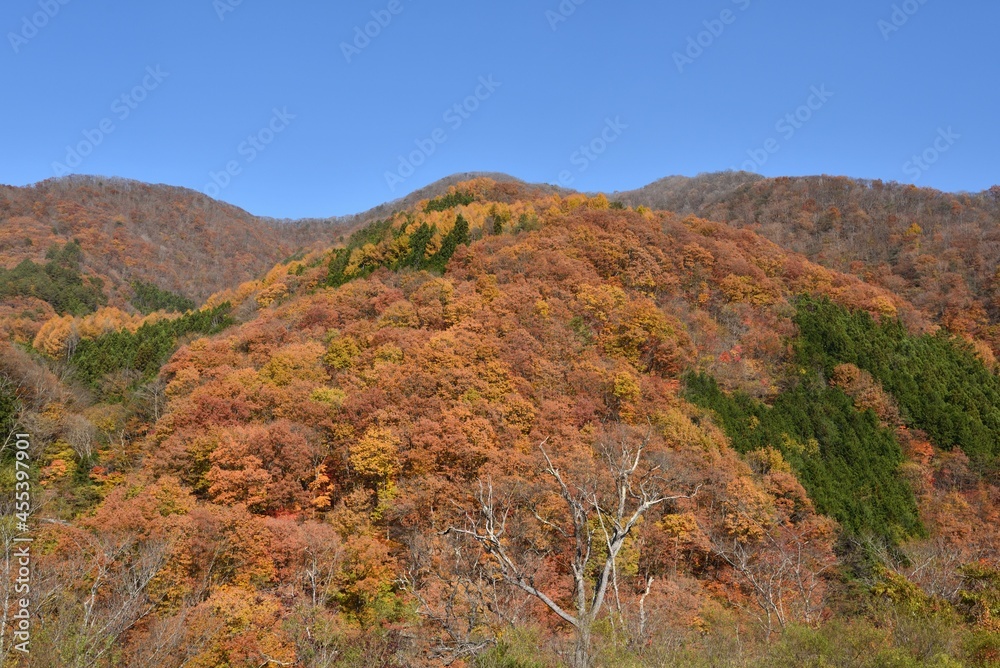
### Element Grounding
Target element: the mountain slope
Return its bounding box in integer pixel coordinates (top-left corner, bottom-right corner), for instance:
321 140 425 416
1 176 999 667
4 178 997 666
618 173 1000 354
0 173 566 303
0 176 337 303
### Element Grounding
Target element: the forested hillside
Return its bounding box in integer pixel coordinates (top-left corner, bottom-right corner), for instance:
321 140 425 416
0 177 321 302
0 175 563 346
0 176 998 667
619 173 1000 356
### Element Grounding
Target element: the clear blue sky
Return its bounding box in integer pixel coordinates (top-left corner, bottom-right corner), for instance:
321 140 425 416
1 0 997 218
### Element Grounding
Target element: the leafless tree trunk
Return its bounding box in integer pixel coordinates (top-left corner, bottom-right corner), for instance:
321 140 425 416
135 377 167 423
29 525 169 668
448 431 698 668
712 520 834 638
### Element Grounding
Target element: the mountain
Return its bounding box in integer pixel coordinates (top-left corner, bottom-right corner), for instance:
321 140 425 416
0 174 566 343
0 173 566 300
617 173 1000 354
0 176 332 302
1 175 999 667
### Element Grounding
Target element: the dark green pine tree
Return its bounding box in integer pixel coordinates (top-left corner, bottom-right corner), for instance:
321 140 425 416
425 214 469 272
403 223 435 269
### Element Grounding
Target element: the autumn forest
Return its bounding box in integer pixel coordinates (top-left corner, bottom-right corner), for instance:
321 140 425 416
1 173 999 668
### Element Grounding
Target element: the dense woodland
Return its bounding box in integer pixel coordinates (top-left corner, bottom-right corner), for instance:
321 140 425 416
0 175 998 667
0 177 339 305
621 173 1000 357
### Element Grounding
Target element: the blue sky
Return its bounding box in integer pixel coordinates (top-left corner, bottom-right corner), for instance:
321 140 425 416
0 0 996 218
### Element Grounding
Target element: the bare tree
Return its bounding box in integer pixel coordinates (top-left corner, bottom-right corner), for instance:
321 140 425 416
135 377 168 423
0 374 24 458
448 429 698 668
63 414 97 462
711 517 835 637
402 534 504 665
28 525 168 668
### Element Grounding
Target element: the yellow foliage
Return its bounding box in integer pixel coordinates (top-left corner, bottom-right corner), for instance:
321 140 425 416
779 433 820 457
310 386 346 408
872 295 898 318
374 343 404 365
613 372 642 402
681 244 715 270
77 307 140 339
262 263 290 286
309 467 334 509
379 300 419 328
33 314 76 358
413 277 455 306
334 534 399 616
148 546 195 611
589 193 610 210
153 476 195 516
203 288 235 310
751 255 784 278
83 403 127 438
972 339 997 372
722 477 774 543
652 405 723 451
324 336 361 370
489 203 513 231
659 512 700 541
344 244 375 276
719 274 775 306
500 396 536 435
35 306 167 358
184 587 296 668
745 447 793 475
259 341 327 386
598 300 689 374
382 233 412 266
234 279 264 304
349 426 400 482
561 194 589 212
578 284 628 323
475 274 501 302
256 282 288 307
799 266 835 293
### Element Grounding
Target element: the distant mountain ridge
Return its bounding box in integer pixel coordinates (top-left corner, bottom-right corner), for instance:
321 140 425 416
615 172 1000 352
3 171 998 330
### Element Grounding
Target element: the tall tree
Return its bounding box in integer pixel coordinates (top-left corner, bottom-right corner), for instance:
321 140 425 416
449 427 698 668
